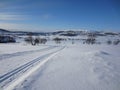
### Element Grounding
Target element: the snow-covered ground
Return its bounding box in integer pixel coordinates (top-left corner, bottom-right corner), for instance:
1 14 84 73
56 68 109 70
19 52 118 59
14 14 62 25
0 42 120 90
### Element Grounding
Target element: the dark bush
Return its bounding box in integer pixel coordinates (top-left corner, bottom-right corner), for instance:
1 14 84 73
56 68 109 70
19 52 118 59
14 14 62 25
113 39 120 45
0 36 16 43
107 40 112 45
53 37 63 44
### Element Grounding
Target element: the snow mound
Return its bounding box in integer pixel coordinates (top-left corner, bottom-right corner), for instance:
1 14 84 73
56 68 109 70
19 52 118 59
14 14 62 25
86 50 110 57
85 50 120 88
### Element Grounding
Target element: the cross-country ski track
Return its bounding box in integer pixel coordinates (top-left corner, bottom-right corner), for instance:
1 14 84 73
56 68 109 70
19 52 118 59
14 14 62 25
0 46 56 61
0 46 65 90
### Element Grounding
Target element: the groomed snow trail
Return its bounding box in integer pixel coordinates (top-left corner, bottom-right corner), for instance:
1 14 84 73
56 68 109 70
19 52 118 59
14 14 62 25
0 46 65 90
0 45 56 76
0 46 55 83
0 46 55 61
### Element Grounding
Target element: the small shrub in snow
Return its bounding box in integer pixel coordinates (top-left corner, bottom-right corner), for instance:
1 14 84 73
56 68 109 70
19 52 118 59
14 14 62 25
25 36 47 45
24 36 35 45
53 37 63 44
113 39 120 45
40 38 47 44
106 40 112 45
0 35 16 43
84 33 96 44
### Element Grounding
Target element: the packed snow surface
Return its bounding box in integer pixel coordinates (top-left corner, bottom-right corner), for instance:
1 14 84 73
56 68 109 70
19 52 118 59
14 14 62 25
0 43 120 90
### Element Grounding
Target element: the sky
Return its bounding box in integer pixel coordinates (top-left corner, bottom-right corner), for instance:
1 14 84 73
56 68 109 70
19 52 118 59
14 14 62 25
0 0 120 32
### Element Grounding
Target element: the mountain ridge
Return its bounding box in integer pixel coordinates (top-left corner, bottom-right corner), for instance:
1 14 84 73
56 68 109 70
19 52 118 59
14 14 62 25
0 28 119 36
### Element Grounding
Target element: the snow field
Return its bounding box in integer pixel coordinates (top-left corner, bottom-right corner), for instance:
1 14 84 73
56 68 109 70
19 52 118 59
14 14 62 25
3 46 65 90
0 43 120 90
15 44 120 90
0 44 65 89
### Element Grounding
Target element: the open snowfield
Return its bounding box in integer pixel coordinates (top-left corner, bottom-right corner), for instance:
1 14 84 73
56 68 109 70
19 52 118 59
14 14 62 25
0 43 120 90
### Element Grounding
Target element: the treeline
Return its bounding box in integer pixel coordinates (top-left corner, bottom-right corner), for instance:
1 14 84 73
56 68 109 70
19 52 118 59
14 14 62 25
24 36 47 45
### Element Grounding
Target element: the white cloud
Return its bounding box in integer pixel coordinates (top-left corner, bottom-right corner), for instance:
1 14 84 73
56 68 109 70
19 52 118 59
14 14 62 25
0 23 26 30
0 22 45 31
0 13 27 21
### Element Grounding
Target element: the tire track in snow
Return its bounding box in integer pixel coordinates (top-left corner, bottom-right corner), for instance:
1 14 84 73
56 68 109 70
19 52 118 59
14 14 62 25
0 46 65 90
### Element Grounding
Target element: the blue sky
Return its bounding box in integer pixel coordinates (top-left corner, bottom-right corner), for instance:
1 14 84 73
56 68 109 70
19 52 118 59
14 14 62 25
0 0 120 32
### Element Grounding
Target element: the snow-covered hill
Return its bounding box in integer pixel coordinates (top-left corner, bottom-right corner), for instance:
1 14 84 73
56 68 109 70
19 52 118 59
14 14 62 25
0 43 120 90
0 28 120 37
0 29 120 90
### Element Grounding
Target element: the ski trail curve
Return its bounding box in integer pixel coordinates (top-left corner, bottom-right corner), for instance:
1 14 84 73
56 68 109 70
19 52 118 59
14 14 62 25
2 46 65 90
0 46 56 61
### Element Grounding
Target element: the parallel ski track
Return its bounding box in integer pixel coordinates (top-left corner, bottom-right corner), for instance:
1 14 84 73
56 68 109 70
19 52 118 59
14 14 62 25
0 46 56 61
0 46 65 87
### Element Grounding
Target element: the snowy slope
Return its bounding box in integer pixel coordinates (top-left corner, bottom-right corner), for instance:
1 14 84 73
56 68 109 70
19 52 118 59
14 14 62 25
13 44 120 90
0 32 120 90
0 43 65 89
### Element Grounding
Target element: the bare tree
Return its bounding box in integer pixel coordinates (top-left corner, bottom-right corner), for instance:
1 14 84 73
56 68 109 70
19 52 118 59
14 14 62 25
40 38 47 44
85 33 96 44
24 33 35 45
53 37 62 44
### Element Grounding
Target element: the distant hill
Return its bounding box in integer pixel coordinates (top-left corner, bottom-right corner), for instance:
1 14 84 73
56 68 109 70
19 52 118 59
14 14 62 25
0 28 119 36
0 29 10 33
0 29 48 36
